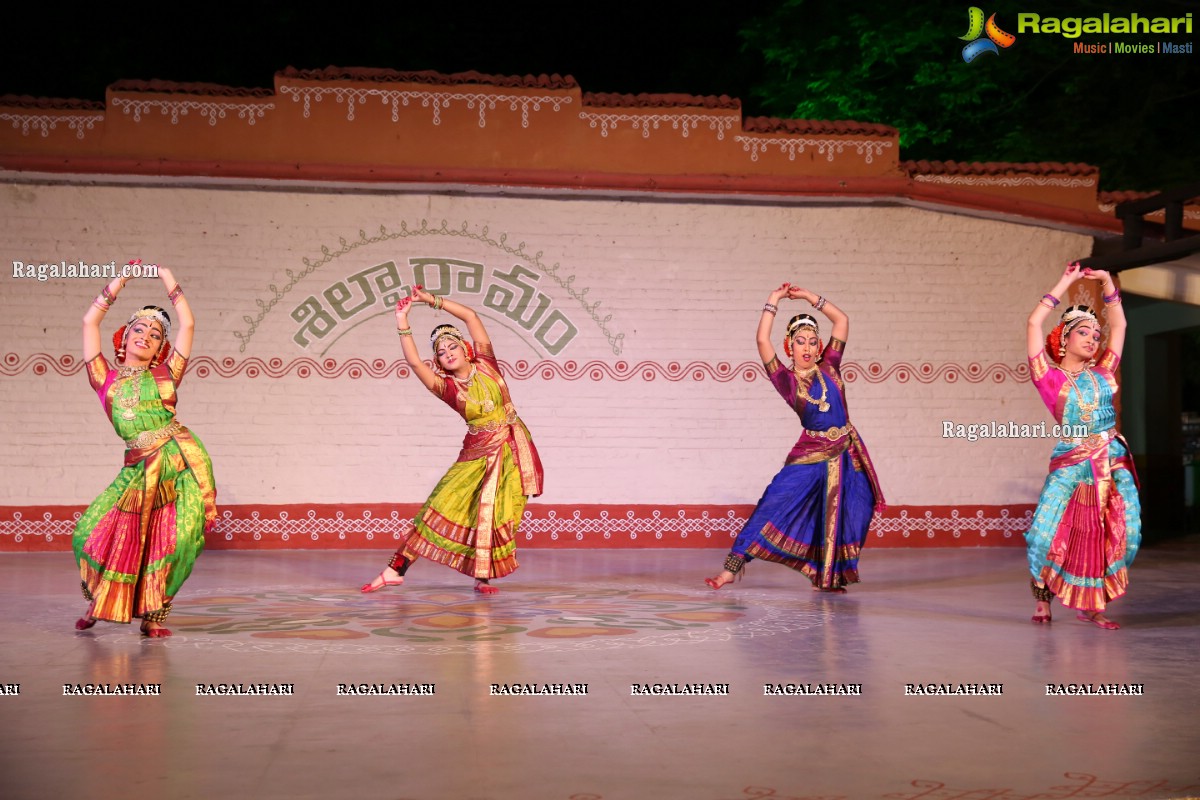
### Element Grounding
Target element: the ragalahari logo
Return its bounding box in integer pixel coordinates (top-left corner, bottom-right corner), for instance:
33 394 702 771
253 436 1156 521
960 7 1017 62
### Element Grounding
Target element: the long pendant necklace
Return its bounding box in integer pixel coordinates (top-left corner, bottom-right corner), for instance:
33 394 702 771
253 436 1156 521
1059 366 1100 423
116 367 146 421
793 364 830 413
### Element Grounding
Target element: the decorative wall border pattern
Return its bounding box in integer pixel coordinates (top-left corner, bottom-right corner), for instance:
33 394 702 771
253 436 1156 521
0 112 104 140
734 135 894 164
278 86 571 127
578 112 736 140
871 507 1031 540
914 174 1097 189
1 353 1030 384
890 774 1200 800
522 509 745 542
219 508 412 543
840 361 1030 384
1 504 1033 551
110 97 274 127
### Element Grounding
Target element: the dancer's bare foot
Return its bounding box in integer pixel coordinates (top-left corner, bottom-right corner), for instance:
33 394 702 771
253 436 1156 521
1076 611 1119 630
474 579 499 595
75 615 97 630
140 620 172 638
1031 600 1052 624
704 570 736 590
361 567 404 593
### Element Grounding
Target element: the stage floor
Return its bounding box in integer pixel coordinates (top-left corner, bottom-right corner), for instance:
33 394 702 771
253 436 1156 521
1 544 1198 800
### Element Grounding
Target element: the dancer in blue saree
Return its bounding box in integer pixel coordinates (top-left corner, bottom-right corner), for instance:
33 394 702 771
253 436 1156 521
706 283 884 592
1025 262 1139 629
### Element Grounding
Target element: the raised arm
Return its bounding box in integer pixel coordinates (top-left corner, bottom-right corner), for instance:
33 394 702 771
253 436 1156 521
1084 269 1126 358
756 283 791 363
395 294 440 392
1028 262 1083 358
157 266 195 359
83 275 129 361
788 286 848 342
412 286 489 347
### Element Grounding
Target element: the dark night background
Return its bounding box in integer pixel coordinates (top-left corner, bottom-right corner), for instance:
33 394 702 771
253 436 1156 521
4 0 1199 191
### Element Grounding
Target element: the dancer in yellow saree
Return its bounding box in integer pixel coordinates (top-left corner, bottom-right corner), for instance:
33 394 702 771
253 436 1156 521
362 286 543 595
74 263 216 637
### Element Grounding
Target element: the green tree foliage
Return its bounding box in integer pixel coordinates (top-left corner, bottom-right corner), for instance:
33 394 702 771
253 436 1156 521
740 0 1200 190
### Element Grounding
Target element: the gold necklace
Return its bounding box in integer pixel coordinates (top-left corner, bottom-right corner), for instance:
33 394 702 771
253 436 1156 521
793 364 830 413
116 364 148 378
451 365 477 388
1058 366 1101 423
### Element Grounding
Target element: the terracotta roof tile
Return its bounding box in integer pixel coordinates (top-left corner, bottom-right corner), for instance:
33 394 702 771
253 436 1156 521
108 80 273 98
903 160 1099 177
582 92 739 110
1098 190 1155 205
742 117 897 137
277 67 577 89
0 95 105 111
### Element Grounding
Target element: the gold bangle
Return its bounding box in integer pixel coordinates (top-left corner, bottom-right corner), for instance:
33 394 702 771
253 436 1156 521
432 295 444 311
397 328 413 337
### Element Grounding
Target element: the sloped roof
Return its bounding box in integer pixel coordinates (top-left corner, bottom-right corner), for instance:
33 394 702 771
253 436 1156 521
277 66 577 89
903 160 1099 177
744 117 897 136
583 92 740 109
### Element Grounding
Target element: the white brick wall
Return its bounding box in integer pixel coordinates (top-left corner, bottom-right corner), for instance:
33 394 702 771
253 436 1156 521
0 180 1086 508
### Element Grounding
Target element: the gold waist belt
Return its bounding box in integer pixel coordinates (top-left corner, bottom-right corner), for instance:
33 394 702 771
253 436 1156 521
467 411 519 435
1060 428 1114 448
806 422 854 441
125 420 183 450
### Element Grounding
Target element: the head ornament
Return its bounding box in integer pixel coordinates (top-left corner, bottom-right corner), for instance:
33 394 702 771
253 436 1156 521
1060 305 1097 336
127 305 172 339
429 323 476 365
786 314 819 339
1046 305 1098 363
430 324 467 352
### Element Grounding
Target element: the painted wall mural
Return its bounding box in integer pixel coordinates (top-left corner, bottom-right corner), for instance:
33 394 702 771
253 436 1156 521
0 182 1088 551
236 220 622 357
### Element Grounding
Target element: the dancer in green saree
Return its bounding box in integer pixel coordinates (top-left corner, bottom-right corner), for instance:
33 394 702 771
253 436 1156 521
74 263 216 637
